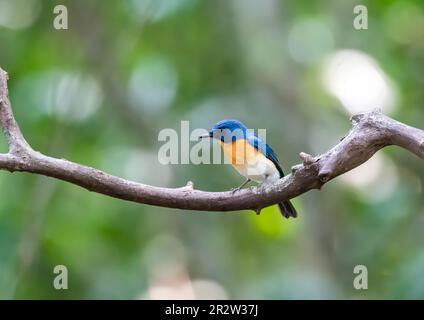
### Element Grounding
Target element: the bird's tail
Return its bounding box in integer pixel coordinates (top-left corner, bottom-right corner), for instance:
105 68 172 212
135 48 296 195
278 200 297 219
274 164 297 218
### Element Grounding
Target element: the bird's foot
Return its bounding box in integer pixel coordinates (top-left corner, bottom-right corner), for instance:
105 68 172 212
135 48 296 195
231 179 251 193
231 187 242 194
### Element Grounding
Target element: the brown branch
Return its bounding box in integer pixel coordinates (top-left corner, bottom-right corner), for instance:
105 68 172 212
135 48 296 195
0 70 31 154
0 67 423 213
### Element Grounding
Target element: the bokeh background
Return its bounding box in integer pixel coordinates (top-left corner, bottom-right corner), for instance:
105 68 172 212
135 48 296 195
0 0 423 299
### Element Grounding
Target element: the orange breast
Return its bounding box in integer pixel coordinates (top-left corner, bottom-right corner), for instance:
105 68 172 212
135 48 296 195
219 139 259 166
218 139 279 182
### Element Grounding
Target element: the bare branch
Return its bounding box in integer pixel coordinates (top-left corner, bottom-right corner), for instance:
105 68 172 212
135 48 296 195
0 69 31 154
0 67 423 213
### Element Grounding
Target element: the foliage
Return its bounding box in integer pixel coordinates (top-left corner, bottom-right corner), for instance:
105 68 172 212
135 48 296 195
0 0 423 299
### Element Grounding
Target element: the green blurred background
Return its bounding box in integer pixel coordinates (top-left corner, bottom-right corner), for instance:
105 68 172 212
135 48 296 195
0 0 423 299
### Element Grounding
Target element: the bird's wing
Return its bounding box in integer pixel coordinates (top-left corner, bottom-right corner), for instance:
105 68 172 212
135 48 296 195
247 134 285 177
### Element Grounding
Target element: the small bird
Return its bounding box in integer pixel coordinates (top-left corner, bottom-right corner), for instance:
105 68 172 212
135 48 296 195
200 119 297 218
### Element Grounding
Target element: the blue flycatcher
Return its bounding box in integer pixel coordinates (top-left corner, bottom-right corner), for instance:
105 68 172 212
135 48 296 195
200 119 297 218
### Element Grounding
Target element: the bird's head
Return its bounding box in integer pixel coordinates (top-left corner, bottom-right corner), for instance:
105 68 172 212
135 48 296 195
200 119 248 143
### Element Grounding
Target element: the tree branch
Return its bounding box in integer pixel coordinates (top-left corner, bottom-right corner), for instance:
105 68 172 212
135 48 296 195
0 70 31 154
0 67 423 213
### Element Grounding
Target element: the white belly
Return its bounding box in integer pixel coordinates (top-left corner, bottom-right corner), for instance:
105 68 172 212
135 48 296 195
234 154 280 183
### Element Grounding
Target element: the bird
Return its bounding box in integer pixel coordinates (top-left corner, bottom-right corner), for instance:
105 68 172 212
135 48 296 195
200 119 297 218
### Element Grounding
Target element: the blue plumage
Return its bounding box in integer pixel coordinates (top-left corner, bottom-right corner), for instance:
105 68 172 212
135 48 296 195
212 119 247 133
211 119 284 176
206 119 297 218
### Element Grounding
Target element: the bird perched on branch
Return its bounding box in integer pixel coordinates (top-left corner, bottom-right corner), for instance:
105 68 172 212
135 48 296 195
200 119 297 218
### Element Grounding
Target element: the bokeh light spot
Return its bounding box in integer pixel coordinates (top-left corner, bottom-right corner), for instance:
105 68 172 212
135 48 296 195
129 56 178 116
322 50 397 114
0 0 41 30
340 153 399 203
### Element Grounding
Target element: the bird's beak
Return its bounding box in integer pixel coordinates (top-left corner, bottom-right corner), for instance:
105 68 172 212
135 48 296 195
198 132 212 140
